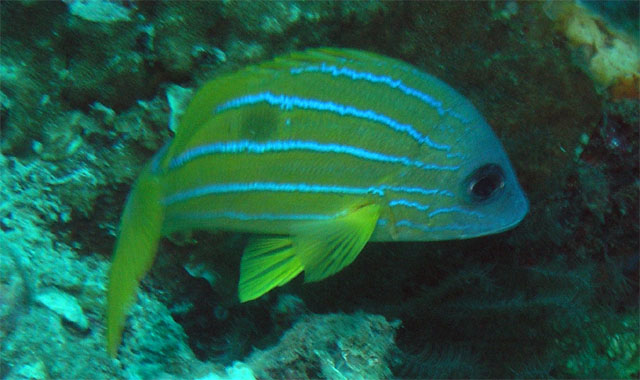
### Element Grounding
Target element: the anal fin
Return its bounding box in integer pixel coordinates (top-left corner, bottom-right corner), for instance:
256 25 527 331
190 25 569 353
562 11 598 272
237 203 380 302
238 237 304 302
295 203 380 282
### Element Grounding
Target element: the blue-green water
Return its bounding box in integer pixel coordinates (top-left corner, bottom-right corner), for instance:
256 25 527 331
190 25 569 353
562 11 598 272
0 1 637 379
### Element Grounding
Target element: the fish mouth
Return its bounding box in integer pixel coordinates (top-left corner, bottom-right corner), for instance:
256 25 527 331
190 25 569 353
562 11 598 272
457 193 530 240
491 193 530 235
510 193 529 223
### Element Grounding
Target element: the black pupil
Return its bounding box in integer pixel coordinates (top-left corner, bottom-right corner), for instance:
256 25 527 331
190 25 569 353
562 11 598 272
467 164 505 202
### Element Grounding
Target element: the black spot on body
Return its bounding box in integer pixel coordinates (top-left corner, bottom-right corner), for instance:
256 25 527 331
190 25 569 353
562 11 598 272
239 104 280 141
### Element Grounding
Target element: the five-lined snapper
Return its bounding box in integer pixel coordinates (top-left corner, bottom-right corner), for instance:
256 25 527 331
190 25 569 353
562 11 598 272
106 48 529 356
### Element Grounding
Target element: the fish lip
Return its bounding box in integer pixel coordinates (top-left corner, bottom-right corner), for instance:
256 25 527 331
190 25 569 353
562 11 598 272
458 192 529 239
496 192 530 233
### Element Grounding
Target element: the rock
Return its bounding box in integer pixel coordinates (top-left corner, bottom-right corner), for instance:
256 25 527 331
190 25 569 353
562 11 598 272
13 360 49 380
166 84 195 133
35 289 89 331
64 0 132 23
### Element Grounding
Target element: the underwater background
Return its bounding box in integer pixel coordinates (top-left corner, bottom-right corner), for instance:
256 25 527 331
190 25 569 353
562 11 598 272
0 1 638 379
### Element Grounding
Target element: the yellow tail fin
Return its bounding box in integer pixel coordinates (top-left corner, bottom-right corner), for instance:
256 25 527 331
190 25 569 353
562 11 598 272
106 163 164 357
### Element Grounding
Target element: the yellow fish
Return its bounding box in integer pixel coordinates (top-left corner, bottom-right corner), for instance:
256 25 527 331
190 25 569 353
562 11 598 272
106 48 528 356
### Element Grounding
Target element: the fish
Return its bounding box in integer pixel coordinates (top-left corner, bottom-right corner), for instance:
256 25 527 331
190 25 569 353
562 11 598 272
106 47 529 356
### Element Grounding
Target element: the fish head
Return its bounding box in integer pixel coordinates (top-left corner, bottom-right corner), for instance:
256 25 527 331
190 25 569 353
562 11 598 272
453 144 529 239
424 110 529 240
394 101 529 242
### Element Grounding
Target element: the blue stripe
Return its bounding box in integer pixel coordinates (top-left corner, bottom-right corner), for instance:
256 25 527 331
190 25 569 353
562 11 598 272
169 140 459 171
385 186 454 197
388 199 430 211
164 182 380 205
163 182 454 206
167 210 344 222
214 92 451 151
428 206 484 218
396 219 470 232
150 140 171 174
290 63 470 124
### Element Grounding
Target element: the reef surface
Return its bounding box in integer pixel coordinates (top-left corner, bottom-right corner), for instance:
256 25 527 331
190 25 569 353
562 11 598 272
0 1 638 379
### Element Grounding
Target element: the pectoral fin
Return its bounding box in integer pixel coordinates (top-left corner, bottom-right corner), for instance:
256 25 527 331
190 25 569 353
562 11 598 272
238 204 380 302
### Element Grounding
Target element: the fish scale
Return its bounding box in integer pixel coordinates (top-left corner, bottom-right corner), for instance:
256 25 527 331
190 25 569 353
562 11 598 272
106 47 529 357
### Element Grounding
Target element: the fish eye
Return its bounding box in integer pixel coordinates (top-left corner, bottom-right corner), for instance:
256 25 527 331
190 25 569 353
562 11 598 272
464 164 505 202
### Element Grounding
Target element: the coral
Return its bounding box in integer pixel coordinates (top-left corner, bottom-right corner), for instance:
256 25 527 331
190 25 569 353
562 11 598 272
0 239 30 351
544 0 640 98
578 0 639 42
151 2 223 77
0 1 637 378
195 362 256 380
0 151 203 379
36 111 95 162
559 312 640 378
246 313 398 380
0 53 57 155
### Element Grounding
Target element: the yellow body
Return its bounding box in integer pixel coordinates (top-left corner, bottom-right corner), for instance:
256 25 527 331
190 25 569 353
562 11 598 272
106 48 528 356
